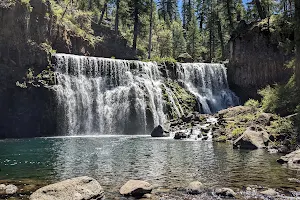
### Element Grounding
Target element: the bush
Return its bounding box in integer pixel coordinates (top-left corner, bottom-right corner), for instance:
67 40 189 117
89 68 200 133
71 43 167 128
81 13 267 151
244 99 260 108
259 75 298 116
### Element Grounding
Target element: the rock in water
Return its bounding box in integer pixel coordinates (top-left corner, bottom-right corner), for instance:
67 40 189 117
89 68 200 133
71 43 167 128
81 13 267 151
151 125 169 137
186 181 204 195
260 189 278 196
277 149 300 169
120 180 152 197
5 184 18 194
215 188 236 197
0 184 6 190
233 126 269 149
30 176 104 200
174 132 188 140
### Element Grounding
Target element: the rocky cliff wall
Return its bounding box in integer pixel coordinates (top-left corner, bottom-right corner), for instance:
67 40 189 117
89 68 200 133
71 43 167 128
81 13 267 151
228 20 293 102
0 0 135 138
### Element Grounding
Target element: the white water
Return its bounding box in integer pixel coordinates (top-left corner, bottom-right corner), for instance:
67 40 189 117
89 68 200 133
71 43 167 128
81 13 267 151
177 63 239 114
53 54 239 135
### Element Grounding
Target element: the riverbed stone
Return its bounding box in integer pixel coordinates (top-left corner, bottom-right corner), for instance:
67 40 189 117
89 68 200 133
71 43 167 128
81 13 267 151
233 126 269 149
174 132 188 140
215 187 236 198
30 176 104 200
5 184 18 194
0 184 6 190
186 181 204 195
120 180 152 197
260 188 277 196
277 149 300 169
151 125 169 137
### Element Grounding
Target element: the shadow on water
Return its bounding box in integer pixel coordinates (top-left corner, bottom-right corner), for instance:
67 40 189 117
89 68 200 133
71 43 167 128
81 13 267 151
1 136 300 198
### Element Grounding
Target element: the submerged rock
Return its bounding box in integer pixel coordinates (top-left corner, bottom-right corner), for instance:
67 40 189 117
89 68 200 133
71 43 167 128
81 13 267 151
120 180 152 197
186 181 204 195
30 176 104 200
215 187 236 198
5 184 18 195
277 149 300 169
233 126 269 149
151 125 169 137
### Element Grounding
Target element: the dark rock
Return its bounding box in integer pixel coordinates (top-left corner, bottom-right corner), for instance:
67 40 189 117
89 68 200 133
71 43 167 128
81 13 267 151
151 125 169 137
233 126 269 149
202 136 209 141
30 176 104 200
182 114 193 123
174 132 188 140
120 180 152 197
201 127 210 133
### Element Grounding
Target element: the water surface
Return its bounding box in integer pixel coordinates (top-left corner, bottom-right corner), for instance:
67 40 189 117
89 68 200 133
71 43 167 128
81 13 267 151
0 136 299 198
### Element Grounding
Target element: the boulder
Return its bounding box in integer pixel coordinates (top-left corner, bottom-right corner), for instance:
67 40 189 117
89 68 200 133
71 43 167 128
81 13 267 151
151 125 169 137
202 136 209 141
182 114 193 123
186 181 204 195
30 176 104 200
120 180 152 197
0 184 6 190
5 184 18 194
277 149 300 169
215 188 236 198
174 132 188 140
260 189 277 196
233 126 269 149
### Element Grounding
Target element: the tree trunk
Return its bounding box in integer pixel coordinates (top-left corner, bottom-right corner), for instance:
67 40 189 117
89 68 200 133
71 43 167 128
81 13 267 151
255 0 266 19
148 0 154 59
132 0 139 55
216 13 225 60
226 0 234 32
99 1 107 24
295 0 300 89
115 0 120 34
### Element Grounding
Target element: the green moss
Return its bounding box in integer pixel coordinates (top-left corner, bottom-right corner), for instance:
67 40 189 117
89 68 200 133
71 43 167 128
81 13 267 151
232 127 246 137
216 135 227 142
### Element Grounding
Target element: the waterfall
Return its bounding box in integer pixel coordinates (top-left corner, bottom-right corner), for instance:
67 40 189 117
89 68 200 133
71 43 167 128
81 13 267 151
177 63 239 114
52 54 239 135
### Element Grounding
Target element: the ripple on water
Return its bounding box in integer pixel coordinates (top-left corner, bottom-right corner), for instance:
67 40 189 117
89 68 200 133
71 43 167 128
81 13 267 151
0 136 300 199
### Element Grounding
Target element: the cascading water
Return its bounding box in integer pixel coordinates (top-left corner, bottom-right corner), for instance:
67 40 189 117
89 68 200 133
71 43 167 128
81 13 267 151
177 63 239 114
53 53 239 135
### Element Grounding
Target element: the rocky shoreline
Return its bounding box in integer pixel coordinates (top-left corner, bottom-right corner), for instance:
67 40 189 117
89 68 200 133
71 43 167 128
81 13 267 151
1 175 300 200
153 105 297 154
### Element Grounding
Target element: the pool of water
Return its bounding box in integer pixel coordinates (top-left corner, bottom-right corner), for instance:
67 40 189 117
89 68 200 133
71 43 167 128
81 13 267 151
0 136 300 198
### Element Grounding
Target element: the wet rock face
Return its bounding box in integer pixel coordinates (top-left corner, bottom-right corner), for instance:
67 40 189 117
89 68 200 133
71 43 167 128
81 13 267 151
30 176 105 200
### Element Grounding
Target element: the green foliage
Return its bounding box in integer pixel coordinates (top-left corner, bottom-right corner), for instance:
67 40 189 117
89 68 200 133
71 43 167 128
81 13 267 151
244 99 260 108
267 117 294 135
232 127 246 137
259 75 299 115
144 56 177 63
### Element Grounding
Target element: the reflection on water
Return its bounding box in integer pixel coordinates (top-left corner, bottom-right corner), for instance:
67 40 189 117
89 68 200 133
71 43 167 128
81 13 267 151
0 136 300 198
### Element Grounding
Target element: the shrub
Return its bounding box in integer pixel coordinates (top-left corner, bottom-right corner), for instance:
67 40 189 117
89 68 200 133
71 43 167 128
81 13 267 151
244 99 260 108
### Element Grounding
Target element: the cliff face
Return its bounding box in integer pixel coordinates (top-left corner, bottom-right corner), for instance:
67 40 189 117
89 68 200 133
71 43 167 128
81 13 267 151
228 20 293 102
0 0 135 138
